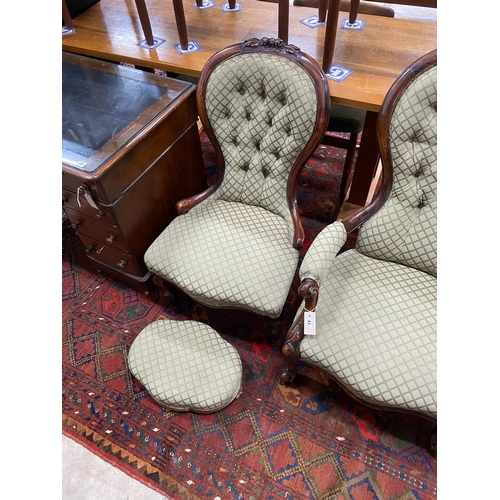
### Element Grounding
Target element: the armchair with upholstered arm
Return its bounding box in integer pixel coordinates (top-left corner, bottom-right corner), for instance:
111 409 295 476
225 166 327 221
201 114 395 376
144 37 331 338
279 49 437 448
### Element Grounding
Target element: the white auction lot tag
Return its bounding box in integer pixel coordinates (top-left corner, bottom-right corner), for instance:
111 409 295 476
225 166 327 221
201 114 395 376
304 311 316 336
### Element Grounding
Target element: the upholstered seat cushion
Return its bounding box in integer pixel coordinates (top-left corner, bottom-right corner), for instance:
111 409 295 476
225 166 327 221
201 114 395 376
144 199 299 318
300 249 436 419
128 320 242 413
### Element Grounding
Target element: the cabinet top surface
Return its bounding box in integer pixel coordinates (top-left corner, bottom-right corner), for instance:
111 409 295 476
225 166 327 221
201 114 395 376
62 52 192 173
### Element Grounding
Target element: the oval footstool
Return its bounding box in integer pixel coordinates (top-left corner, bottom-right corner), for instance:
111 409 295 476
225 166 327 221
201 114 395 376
128 320 243 413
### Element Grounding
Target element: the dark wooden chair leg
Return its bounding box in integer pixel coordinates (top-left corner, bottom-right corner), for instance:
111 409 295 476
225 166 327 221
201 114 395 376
134 0 155 46
279 316 304 384
172 0 189 50
349 0 360 24
228 0 237 8
278 0 289 43
375 410 397 425
318 0 328 23
430 425 437 454
338 131 359 202
62 0 75 32
321 130 359 204
345 111 380 206
322 0 341 73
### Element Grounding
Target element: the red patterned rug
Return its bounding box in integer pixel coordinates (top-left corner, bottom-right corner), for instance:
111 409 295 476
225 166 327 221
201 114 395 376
62 135 436 499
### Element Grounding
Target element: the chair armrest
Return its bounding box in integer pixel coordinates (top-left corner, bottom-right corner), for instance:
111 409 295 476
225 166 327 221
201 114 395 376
299 221 347 286
280 222 346 385
176 184 219 214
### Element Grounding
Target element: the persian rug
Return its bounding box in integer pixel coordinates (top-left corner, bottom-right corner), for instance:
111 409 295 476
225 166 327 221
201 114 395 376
62 134 436 499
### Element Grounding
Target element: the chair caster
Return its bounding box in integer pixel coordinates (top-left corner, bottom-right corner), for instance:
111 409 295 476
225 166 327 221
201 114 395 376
279 371 294 385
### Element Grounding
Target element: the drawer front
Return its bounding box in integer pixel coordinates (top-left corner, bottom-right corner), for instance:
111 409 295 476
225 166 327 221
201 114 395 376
64 207 126 252
62 188 115 224
78 234 146 276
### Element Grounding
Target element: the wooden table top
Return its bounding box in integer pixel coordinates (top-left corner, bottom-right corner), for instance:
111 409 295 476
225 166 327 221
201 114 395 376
62 0 436 111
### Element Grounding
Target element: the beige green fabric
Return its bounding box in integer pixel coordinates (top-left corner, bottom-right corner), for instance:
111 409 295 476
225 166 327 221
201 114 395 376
145 200 299 318
295 64 437 419
145 51 320 318
205 52 318 225
300 221 347 286
300 250 436 418
356 66 437 277
128 320 242 413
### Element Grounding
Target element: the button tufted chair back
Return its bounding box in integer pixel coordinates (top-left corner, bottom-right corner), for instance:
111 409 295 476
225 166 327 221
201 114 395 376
197 37 331 243
203 52 318 223
144 37 330 333
355 59 437 277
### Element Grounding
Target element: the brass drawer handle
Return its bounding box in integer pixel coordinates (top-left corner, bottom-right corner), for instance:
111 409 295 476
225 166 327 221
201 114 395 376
71 219 82 230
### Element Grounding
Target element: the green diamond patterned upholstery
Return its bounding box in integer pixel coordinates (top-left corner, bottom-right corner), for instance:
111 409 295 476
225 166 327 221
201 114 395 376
144 41 329 319
205 52 318 224
128 320 242 413
356 66 437 277
145 200 298 317
300 249 436 418
288 54 437 421
299 221 348 286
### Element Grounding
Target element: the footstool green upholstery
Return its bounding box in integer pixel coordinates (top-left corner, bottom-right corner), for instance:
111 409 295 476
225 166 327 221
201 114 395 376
128 320 243 413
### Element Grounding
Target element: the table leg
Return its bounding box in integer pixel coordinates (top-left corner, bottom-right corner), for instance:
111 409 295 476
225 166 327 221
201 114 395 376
345 110 380 206
134 0 155 46
322 0 341 73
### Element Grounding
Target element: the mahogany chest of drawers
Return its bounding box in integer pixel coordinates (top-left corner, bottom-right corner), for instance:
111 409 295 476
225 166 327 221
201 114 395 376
62 52 207 290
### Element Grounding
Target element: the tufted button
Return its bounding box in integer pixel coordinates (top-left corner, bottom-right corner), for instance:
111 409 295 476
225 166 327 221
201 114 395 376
238 83 245 95
417 193 426 209
262 168 269 178
409 132 420 143
245 109 251 121
255 140 260 151
241 164 249 172
274 151 280 159
285 127 291 136
267 117 273 127
232 136 238 146
414 168 423 178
